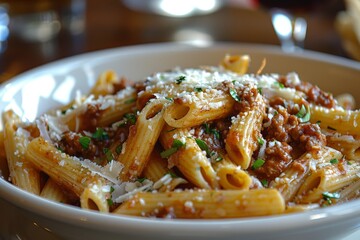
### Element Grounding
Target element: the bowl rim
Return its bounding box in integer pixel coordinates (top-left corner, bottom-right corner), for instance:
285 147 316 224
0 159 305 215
1 41 360 235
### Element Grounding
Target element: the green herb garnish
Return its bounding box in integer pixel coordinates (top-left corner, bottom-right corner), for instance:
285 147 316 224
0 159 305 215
92 128 109 141
229 88 241 102
203 123 220 139
261 179 268 187
137 177 147 183
330 158 339 164
103 148 114 162
115 145 122 155
322 192 340 205
176 75 186 84
295 105 311 123
107 198 114 206
258 137 264 146
124 113 137 125
195 138 210 156
124 98 136 104
274 82 285 88
160 139 185 158
194 87 203 92
252 158 265 170
79 136 91 150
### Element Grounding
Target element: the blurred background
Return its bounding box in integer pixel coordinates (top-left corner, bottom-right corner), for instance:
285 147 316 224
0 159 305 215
0 0 358 83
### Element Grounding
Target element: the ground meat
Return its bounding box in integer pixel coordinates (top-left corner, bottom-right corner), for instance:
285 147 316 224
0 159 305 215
193 123 224 152
233 86 258 113
58 125 130 163
255 141 293 180
263 105 299 143
254 97 327 180
289 123 326 152
278 75 336 108
59 132 98 160
80 104 103 131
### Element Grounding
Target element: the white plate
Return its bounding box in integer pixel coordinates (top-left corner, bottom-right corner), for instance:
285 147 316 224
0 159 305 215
0 42 360 240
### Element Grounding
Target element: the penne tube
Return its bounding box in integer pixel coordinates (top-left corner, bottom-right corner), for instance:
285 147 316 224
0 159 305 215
336 178 360 203
3 110 41 195
220 54 250 74
80 179 110 213
310 105 360 135
163 92 235 128
284 203 319 214
0 131 9 180
25 137 109 198
326 132 360 160
160 126 219 189
40 178 72 204
114 189 285 218
213 156 252 190
118 99 167 181
226 94 266 169
89 70 120 97
295 161 360 204
270 147 343 202
143 147 188 192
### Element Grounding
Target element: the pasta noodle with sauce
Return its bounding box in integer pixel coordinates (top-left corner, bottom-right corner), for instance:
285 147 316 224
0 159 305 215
1 54 360 219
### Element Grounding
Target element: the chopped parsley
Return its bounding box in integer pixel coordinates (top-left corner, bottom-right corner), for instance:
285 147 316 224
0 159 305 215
103 148 114 162
273 82 285 88
261 179 268 187
124 113 137 125
257 87 263 95
316 120 321 125
176 75 186 84
92 128 109 141
322 191 340 205
295 105 310 123
136 177 147 183
165 97 173 102
168 171 178 178
115 144 122 155
229 88 241 102
330 158 339 164
257 137 265 146
79 136 91 150
252 158 265 170
124 98 136 104
194 87 203 92
107 198 114 206
195 138 210 156
203 123 220 139
160 139 185 158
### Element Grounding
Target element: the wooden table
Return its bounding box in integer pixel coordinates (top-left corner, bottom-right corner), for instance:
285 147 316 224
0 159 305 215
0 0 349 83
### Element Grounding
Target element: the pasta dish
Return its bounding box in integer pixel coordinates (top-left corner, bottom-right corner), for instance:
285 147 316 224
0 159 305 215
1 55 359 218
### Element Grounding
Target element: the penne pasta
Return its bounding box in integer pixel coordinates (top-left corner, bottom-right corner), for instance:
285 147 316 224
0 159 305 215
213 155 252 190
40 178 73 204
163 92 235 128
114 188 285 218
310 105 360 135
25 137 110 198
295 161 360 204
226 94 266 169
118 99 167 181
270 147 343 202
3 110 41 195
2 55 360 219
160 126 219 189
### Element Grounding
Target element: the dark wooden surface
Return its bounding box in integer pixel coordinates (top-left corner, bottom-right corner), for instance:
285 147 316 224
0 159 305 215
0 0 349 83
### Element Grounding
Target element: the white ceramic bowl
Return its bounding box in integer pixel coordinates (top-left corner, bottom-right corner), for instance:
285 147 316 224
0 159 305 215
1 43 360 240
